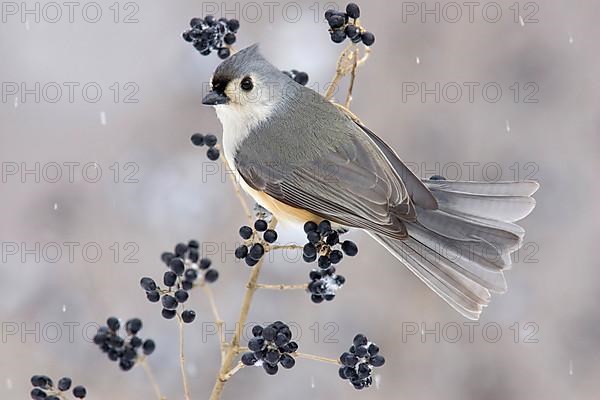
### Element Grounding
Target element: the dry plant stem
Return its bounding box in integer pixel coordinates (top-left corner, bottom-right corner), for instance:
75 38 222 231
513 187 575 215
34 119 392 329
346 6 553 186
176 314 192 400
345 48 360 108
255 283 308 290
209 217 279 400
201 284 226 358
325 43 353 100
294 352 342 366
269 244 303 251
140 358 166 400
221 361 245 381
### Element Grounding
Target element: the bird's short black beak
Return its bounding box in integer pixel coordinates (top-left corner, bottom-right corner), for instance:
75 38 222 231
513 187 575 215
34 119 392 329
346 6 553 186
202 91 229 106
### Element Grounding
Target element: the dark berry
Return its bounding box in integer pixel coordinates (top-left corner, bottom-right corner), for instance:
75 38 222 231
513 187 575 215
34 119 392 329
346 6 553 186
328 14 346 29
249 244 265 260
181 280 194 290
207 147 220 160
161 308 176 319
119 360 135 371
294 72 309 86
311 294 324 303
235 245 248 259
263 229 278 243
318 220 332 234
162 295 178 310
370 355 385 367
325 9 335 21
303 221 318 233
262 326 277 341
169 258 185 275
190 133 205 146
263 362 278 375
57 377 72 391
227 19 240 32
175 290 189 303
181 310 196 323
188 239 199 249
199 258 212 270
224 32 236 45
161 252 175 265
204 134 218 147
318 256 331 269
189 17 202 28
107 317 120 332
331 29 347 43
342 240 358 256
254 219 268 232
143 339 156 355
353 334 368 347
175 243 188 257
252 325 263 337
204 269 219 283
217 47 230 59
164 271 177 287
140 277 157 292
346 3 361 19
241 352 257 366
130 336 142 348
307 231 321 244
125 318 142 335
245 256 259 267
248 337 265 352
361 31 375 46
146 290 160 303
204 15 216 25
280 354 296 369
31 388 46 400
330 250 343 264
239 226 253 239
326 231 339 245
368 343 379 356
72 386 87 398
184 268 198 281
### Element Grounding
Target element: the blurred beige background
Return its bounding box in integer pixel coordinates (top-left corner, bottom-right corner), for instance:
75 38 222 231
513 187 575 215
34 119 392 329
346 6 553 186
1 0 599 399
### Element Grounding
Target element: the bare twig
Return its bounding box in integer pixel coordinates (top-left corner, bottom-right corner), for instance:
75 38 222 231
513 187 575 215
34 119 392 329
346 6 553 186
222 361 245 381
294 352 342 366
209 218 279 400
176 313 192 400
268 244 303 251
201 284 226 359
139 358 166 400
345 48 360 108
255 283 308 291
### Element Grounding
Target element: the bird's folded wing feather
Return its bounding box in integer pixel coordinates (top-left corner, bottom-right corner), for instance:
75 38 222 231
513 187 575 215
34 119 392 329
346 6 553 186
234 103 434 239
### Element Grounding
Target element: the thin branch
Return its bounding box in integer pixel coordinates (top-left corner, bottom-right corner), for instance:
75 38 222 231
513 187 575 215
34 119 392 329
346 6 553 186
325 43 354 100
140 358 166 400
176 314 192 400
345 48 360 108
201 284 226 359
209 217 279 400
294 352 342 366
255 283 308 291
268 244 303 251
222 361 245 382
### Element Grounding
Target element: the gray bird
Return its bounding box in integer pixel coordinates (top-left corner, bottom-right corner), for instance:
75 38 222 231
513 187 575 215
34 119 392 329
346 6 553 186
202 44 539 320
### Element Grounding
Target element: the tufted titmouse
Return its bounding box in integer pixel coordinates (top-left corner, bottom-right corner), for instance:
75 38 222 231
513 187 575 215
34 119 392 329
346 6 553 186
202 45 538 320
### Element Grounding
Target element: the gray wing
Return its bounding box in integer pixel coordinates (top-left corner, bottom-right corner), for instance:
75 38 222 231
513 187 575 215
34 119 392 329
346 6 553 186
234 89 437 239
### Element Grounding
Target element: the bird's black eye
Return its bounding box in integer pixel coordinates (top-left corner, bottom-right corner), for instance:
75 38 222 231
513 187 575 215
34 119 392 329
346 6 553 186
241 77 253 91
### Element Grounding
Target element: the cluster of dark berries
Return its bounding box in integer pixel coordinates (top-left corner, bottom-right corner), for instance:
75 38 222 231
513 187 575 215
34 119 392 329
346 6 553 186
308 267 346 303
302 220 358 268
235 219 278 267
93 317 156 371
241 322 298 375
182 15 240 59
30 375 87 400
191 133 220 160
326 3 375 46
283 69 309 86
338 334 385 390
142 240 219 323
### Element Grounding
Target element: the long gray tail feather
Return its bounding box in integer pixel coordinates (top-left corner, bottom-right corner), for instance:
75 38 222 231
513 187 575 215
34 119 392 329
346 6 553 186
370 180 539 320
